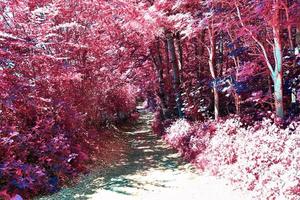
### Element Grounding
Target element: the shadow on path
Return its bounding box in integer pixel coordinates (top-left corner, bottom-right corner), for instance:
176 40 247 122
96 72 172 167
38 108 189 200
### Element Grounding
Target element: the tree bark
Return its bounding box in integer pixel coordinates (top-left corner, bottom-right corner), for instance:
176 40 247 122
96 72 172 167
175 32 184 82
273 33 284 118
283 0 294 50
152 38 168 118
208 27 219 120
227 31 241 115
273 72 284 118
164 38 171 76
166 31 184 118
272 2 284 119
234 94 241 115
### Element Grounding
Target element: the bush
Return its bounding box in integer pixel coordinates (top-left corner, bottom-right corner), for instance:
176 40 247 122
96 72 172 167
164 117 300 200
0 67 138 198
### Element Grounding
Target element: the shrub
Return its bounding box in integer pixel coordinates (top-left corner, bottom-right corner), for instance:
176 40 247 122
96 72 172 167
164 117 300 200
0 68 138 198
165 119 191 148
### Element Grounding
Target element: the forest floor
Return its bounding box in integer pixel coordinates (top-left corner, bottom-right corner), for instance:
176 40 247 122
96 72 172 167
37 108 251 200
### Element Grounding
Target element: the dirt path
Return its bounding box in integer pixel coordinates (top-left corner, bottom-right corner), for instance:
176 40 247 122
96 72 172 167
38 108 251 200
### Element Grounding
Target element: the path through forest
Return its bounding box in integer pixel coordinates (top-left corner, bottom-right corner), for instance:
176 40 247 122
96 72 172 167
38 108 250 200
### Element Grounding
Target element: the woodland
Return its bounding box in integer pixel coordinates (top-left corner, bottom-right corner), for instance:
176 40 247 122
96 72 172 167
0 0 300 199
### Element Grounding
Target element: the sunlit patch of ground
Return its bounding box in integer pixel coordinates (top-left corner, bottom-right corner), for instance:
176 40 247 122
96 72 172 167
37 109 251 200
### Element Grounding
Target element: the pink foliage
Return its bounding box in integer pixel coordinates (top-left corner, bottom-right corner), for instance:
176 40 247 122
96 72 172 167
0 1 140 197
165 119 191 148
236 62 261 82
165 118 300 200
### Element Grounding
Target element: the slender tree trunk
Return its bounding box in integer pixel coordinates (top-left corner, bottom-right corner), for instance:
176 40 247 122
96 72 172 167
234 94 241 115
232 63 241 115
273 72 284 118
163 34 173 115
175 32 184 82
272 3 284 119
291 88 297 103
283 1 294 50
218 32 224 76
208 27 219 120
212 83 219 119
164 38 171 76
208 54 220 120
228 31 241 115
293 27 300 77
152 38 168 118
166 31 184 118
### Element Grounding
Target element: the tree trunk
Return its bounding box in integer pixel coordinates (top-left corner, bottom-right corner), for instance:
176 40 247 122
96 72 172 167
164 38 171 76
208 27 219 120
272 4 284 119
175 32 184 82
228 31 241 115
163 35 173 116
234 94 241 115
152 38 168 118
283 1 294 50
208 55 219 120
166 31 184 118
218 32 224 76
273 72 284 118
212 83 219 119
